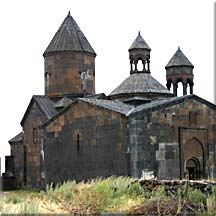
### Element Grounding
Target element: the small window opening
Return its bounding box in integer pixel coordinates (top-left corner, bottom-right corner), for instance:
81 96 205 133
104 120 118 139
33 128 38 144
189 111 197 126
177 82 183 97
77 134 80 152
137 60 143 71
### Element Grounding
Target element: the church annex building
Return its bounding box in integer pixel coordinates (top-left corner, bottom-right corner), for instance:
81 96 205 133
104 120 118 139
2 12 216 189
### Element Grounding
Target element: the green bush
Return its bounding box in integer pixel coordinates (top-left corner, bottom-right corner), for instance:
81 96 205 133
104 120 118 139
188 189 206 207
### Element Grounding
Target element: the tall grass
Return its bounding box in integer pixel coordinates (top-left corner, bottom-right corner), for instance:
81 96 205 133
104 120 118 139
1 177 216 215
45 176 145 214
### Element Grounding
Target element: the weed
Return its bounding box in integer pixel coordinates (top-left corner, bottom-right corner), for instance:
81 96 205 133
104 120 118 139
20 201 39 214
5 196 21 204
207 186 216 214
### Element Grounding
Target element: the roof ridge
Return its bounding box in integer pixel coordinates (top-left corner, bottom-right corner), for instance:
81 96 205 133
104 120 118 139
130 94 216 116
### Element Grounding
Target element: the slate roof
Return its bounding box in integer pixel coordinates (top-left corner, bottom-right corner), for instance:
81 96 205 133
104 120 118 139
54 97 72 109
84 93 106 99
42 94 215 129
130 94 216 116
43 11 96 56
79 98 134 115
165 47 194 68
109 73 172 97
21 95 57 126
8 132 23 144
34 96 57 119
129 31 151 51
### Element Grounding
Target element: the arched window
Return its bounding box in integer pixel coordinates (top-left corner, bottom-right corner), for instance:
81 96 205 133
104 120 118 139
137 59 143 71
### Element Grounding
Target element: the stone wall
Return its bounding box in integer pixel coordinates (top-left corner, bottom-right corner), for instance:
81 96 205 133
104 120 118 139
10 141 24 188
128 98 216 180
44 51 95 97
43 100 128 185
22 101 47 188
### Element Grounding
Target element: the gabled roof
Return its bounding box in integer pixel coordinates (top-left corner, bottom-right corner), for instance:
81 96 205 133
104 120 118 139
129 94 216 116
79 98 134 115
8 132 23 144
41 98 134 128
43 11 96 56
165 47 194 68
41 94 215 128
109 73 172 97
129 31 151 51
21 95 57 126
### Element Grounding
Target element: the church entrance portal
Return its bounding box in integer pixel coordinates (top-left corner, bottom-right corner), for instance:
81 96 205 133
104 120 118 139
186 158 200 180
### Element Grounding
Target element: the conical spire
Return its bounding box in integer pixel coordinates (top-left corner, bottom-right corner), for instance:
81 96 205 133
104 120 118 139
43 12 96 56
166 47 194 96
165 47 193 68
128 32 151 74
129 31 151 51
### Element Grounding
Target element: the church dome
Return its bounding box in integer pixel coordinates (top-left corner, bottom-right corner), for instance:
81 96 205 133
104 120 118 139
109 73 172 100
109 32 172 101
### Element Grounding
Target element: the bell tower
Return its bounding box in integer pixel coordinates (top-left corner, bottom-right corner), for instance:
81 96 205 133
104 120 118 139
128 31 151 74
165 47 194 96
43 12 96 98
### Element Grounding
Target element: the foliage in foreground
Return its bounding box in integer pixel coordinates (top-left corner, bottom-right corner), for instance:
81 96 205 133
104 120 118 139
45 176 145 214
45 176 216 215
1 176 216 215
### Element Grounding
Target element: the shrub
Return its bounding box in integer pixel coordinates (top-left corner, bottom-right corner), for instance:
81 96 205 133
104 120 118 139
188 189 206 205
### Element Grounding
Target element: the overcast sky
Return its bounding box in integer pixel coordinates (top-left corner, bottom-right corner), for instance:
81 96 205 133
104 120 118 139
0 0 215 173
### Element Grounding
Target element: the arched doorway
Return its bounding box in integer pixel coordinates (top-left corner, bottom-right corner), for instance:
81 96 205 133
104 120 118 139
186 157 201 180
183 138 204 179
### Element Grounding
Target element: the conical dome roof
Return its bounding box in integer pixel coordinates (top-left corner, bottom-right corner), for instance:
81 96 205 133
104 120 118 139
129 31 151 51
165 47 193 68
43 11 96 56
109 73 172 99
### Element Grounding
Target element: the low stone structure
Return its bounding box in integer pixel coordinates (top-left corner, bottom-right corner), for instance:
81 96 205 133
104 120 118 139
138 179 216 196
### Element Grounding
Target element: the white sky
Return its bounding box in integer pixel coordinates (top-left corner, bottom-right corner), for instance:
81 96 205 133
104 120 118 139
0 0 215 173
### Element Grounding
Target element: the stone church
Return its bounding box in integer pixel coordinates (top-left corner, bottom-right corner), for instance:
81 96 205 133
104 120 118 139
2 12 216 189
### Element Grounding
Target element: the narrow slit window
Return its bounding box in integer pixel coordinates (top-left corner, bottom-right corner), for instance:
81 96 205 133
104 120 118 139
33 128 38 144
189 111 197 126
77 134 80 152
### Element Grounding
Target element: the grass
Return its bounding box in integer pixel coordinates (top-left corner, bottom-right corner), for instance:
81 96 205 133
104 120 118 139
1 176 216 215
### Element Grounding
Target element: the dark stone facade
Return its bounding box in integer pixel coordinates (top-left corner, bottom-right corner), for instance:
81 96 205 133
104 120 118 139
3 13 216 190
44 51 95 97
127 98 216 180
42 101 128 185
